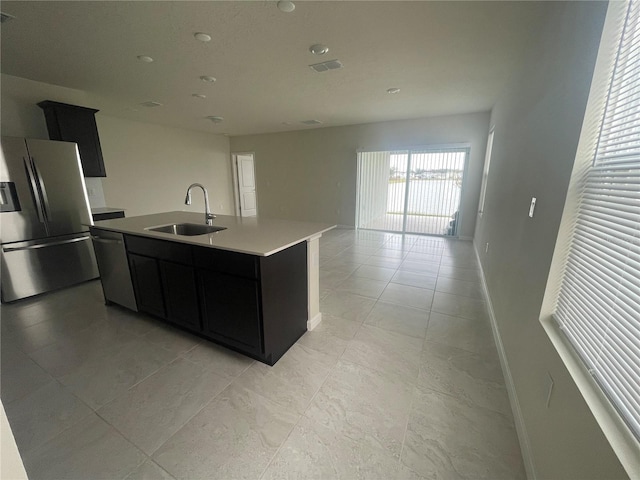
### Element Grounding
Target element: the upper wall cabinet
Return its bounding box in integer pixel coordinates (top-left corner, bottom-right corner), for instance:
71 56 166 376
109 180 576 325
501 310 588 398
37 100 107 177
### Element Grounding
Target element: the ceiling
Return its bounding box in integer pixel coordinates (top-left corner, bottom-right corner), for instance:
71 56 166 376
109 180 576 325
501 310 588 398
0 1 552 136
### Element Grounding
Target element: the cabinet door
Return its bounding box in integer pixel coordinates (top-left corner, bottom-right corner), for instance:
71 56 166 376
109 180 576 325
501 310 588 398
54 107 105 177
129 254 165 318
160 260 200 330
198 270 261 353
38 101 106 177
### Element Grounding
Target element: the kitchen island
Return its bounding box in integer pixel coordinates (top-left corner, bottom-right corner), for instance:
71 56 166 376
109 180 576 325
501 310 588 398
90 211 335 365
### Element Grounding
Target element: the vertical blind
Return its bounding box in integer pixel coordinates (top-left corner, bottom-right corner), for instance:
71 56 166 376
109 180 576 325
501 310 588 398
554 0 640 440
356 148 466 235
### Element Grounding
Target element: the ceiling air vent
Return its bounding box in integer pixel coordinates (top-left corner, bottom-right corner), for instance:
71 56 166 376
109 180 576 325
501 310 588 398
1 12 16 23
140 101 163 108
300 120 322 126
309 59 343 73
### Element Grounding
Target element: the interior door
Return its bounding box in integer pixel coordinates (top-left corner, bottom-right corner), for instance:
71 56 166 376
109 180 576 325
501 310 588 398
236 154 257 217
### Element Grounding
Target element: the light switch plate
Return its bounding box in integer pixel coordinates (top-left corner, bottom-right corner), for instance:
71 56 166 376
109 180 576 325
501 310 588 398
529 197 537 218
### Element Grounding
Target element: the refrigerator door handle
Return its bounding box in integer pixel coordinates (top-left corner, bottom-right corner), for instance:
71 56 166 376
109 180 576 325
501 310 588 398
2 235 90 252
23 157 46 224
30 156 52 222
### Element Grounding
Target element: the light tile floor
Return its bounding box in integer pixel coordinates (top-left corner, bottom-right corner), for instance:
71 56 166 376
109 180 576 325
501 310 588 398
0 228 525 479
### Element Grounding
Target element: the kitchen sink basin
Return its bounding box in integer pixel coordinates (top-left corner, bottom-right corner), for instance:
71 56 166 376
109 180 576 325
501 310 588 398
147 223 227 236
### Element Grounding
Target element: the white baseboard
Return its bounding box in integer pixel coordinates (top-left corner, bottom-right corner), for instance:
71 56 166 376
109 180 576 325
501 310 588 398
307 312 322 331
474 243 537 480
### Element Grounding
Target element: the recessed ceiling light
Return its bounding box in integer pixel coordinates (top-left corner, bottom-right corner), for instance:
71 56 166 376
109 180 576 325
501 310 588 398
192 93 207 99
206 116 224 123
137 55 154 63
194 32 212 42
300 119 322 125
200 75 217 83
387 87 401 94
277 1 295 13
309 44 329 56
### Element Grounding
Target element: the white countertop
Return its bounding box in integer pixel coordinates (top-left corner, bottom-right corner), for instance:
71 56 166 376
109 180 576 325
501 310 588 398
92 211 335 256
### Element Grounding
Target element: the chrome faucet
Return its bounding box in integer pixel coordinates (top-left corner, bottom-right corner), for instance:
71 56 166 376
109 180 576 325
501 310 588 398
185 183 215 225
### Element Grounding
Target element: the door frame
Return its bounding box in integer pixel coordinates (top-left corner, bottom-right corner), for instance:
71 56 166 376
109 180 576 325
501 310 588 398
231 152 257 217
355 143 471 237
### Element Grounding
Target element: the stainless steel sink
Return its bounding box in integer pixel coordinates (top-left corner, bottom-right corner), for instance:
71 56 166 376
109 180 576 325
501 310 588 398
147 223 227 236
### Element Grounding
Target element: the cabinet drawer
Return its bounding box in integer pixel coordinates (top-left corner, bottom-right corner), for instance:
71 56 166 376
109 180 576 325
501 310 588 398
193 246 258 279
125 235 192 265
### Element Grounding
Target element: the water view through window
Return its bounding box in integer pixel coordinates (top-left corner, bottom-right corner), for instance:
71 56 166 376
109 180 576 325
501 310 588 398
356 148 468 235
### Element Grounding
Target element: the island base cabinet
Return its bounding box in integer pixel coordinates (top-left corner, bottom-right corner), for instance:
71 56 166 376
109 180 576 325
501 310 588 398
198 271 262 356
122 233 309 365
259 241 308 364
160 261 201 331
128 253 165 319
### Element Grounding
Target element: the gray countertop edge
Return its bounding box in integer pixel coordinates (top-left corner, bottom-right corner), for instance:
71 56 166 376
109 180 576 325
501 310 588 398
91 211 336 257
91 207 125 214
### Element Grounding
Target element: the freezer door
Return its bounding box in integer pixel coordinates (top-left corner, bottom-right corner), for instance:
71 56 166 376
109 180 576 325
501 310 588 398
1 232 99 302
25 138 93 237
0 136 48 243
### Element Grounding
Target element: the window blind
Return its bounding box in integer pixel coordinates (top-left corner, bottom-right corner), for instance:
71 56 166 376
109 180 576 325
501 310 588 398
554 0 640 440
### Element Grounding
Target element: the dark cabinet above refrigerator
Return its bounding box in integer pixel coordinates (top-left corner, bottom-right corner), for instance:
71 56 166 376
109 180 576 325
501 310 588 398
38 100 107 177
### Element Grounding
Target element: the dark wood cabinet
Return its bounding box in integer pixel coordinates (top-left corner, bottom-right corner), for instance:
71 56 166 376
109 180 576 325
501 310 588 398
126 236 200 330
128 253 165 318
160 261 201 330
121 233 308 365
38 100 107 177
198 270 261 355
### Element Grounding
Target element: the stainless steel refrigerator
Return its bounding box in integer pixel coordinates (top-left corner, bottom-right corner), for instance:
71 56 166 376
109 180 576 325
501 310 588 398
1 136 99 302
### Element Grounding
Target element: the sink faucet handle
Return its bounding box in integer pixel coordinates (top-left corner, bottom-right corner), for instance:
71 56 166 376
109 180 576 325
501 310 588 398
206 212 216 225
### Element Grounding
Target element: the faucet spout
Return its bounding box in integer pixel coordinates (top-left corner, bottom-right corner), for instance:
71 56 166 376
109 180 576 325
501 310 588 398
185 183 215 225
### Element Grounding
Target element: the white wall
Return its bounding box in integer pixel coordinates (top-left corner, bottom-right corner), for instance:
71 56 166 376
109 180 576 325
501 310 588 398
474 2 627 478
230 112 490 237
0 74 233 217
96 116 233 217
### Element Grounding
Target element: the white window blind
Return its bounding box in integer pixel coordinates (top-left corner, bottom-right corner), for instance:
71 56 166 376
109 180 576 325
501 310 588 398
555 0 640 440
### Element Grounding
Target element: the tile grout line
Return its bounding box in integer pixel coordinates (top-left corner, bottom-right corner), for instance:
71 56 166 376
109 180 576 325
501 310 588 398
255 353 339 480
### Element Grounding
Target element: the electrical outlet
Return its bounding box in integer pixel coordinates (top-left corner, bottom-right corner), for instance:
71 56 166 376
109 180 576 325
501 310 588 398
219 204 223 210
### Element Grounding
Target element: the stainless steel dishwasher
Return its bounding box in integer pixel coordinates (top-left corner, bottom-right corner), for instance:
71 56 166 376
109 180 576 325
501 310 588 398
90 228 137 311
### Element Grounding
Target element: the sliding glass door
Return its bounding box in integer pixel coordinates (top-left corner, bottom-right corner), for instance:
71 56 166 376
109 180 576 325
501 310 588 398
356 147 468 236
